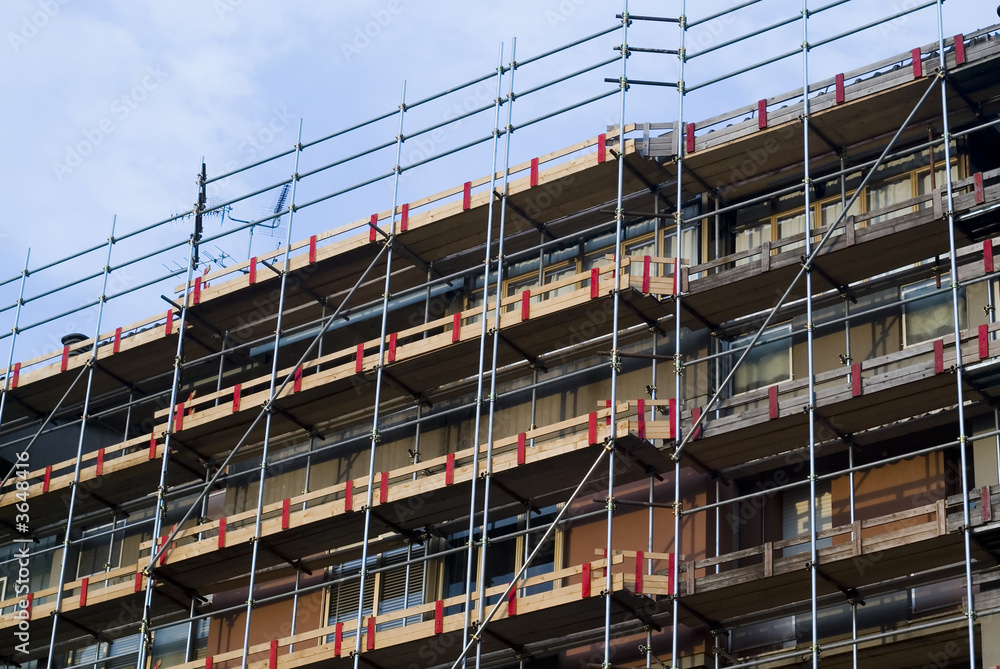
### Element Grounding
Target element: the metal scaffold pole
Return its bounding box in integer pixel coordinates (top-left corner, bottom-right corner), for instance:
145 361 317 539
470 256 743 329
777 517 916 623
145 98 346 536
353 81 405 669
136 163 203 669
935 1 977 664
0 249 29 436
46 216 116 669
799 3 821 668
239 118 305 667
671 4 687 667
605 2 630 665
475 39 515 669
460 43 506 667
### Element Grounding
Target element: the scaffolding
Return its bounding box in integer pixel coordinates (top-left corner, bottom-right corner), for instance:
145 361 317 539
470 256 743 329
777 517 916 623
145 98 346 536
3 1 1000 668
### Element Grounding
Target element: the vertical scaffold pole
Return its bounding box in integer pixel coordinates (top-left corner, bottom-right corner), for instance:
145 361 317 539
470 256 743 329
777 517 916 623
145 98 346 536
46 217 116 669
353 81 406 668
671 3 687 668
0 248 30 435
647 190 660 669
800 4 820 669
474 40 513 669
461 44 506 665
238 119 304 668
136 164 203 669
605 3 630 665
935 3 976 665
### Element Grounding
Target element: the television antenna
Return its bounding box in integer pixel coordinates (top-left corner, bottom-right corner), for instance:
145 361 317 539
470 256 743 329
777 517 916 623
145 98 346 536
228 183 290 260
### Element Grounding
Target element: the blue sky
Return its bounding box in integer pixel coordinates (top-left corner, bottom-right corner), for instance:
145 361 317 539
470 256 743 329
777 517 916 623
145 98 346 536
0 0 997 359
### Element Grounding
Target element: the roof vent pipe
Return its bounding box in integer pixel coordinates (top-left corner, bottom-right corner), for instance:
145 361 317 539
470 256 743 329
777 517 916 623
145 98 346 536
61 332 91 357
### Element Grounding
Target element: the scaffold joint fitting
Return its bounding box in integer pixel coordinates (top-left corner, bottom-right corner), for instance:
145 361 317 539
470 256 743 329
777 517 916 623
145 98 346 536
371 428 381 443
605 495 616 512
610 349 622 373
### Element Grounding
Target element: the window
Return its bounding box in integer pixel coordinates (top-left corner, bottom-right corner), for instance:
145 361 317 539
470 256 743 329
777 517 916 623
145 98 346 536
66 635 141 669
866 173 913 224
328 547 426 636
328 556 376 638
782 480 832 556
732 202 771 267
442 508 559 611
731 324 792 395
727 147 961 268
376 546 425 630
819 198 861 233
76 521 124 579
465 272 486 323
902 279 967 347
624 236 655 277
541 262 577 301
505 271 539 312
150 622 190 666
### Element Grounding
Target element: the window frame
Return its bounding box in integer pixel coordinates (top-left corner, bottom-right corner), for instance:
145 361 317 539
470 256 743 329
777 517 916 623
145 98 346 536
901 278 967 348
730 322 793 396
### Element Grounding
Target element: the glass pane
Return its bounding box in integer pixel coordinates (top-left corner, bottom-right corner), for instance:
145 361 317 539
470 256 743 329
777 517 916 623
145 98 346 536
782 482 833 557
505 273 538 312
733 221 771 267
776 211 806 254
663 226 701 266
903 281 967 346
523 506 558 596
820 197 860 230
918 164 959 209
151 623 189 666
542 263 577 300
866 174 912 223
584 248 613 271
625 237 654 276
732 326 791 394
